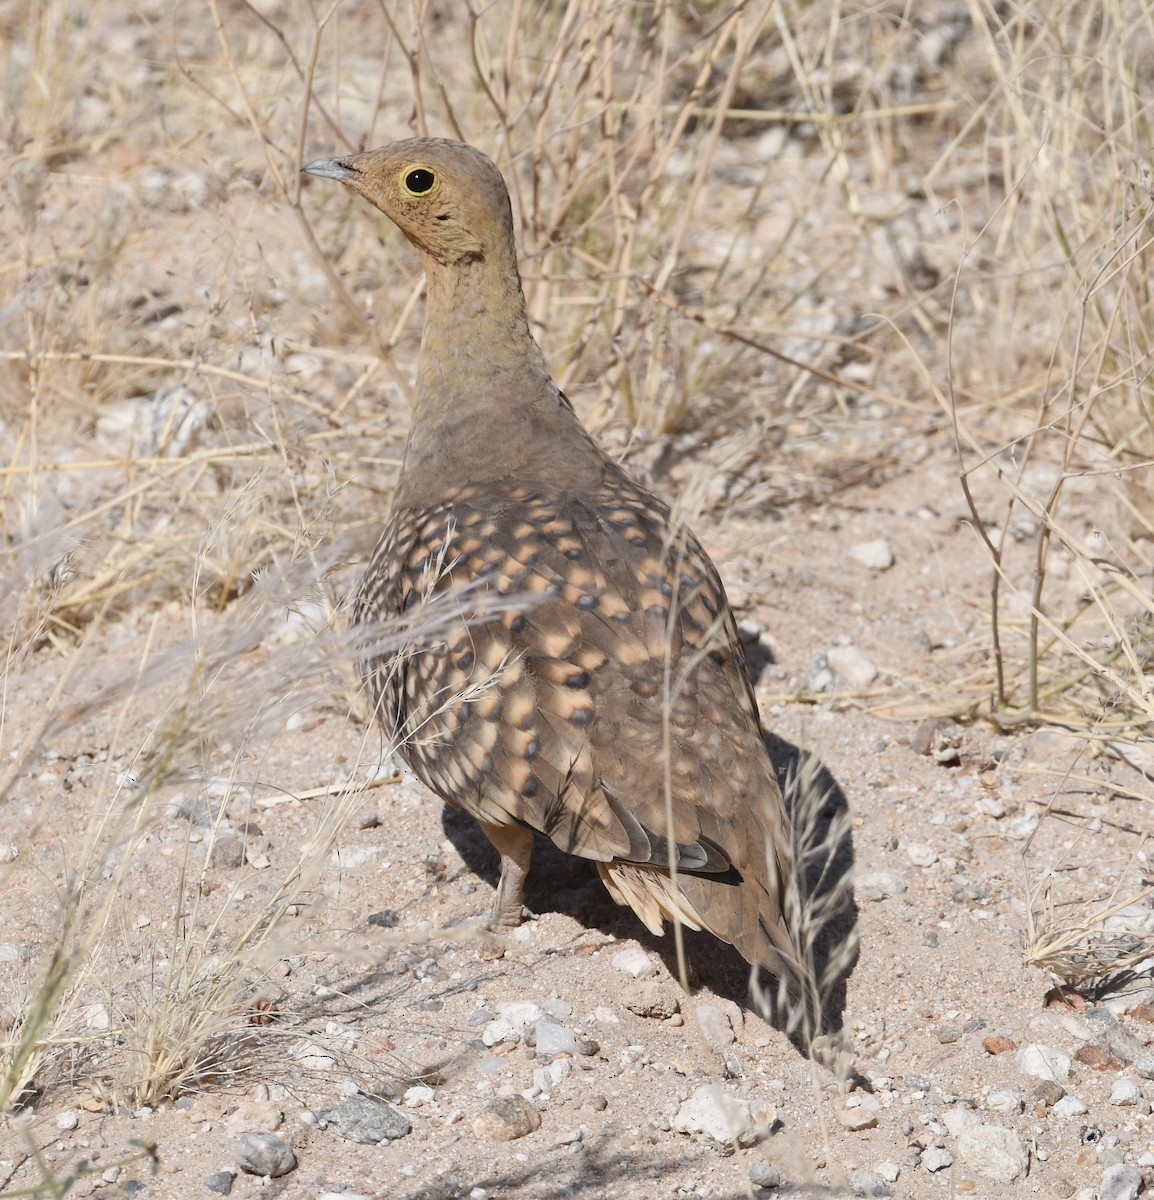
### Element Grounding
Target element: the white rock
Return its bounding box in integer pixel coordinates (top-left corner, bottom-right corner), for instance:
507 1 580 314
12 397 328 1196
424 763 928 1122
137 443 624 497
876 1162 900 1183
535 1020 577 1056
55 1110 79 1131
672 1084 767 1147
953 1119 1030 1183
1109 1078 1143 1106
1100 1163 1144 1200
611 946 657 978
695 1004 736 1049
986 1089 1022 1115
850 538 895 571
826 645 879 689
920 1147 952 1172
1016 1042 1071 1082
81 1003 110 1031
404 1085 436 1107
905 843 938 868
1052 1095 1089 1117
857 871 908 902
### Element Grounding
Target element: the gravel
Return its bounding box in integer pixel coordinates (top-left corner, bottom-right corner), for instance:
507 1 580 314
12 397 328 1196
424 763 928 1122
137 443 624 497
234 1132 296 1178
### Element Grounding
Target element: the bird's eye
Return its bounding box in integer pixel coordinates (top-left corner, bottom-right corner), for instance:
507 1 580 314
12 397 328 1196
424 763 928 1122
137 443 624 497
402 167 437 195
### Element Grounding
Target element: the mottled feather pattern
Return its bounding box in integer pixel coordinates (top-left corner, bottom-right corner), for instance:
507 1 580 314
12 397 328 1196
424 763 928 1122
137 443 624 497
303 137 797 978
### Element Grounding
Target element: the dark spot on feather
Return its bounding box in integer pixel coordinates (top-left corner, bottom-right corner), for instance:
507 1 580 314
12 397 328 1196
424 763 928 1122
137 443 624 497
566 548 583 559
629 535 647 547
708 650 725 666
522 774 540 798
510 615 527 633
565 671 589 689
576 593 599 610
571 707 595 727
525 739 540 760
457 651 475 672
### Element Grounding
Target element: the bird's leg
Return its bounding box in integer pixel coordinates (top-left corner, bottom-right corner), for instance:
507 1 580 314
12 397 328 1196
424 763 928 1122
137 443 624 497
476 820 534 929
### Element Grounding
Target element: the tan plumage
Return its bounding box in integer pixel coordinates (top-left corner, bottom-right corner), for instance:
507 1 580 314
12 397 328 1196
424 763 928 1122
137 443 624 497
302 138 797 981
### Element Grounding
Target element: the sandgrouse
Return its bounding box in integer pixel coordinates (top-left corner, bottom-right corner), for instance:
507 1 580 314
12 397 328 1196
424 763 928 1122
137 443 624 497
303 138 797 981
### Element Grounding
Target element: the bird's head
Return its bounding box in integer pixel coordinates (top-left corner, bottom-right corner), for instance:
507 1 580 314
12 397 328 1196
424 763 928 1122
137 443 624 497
301 137 514 267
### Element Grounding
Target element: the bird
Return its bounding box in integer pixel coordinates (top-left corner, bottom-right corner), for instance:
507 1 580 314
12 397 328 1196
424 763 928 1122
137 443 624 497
302 138 798 983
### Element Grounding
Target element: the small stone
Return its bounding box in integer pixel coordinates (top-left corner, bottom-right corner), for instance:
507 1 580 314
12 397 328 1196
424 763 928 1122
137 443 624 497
1135 1053 1154 1080
205 1169 235 1195
101 1168 120 1184
574 1038 600 1055
982 1035 1016 1055
225 1100 282 1135
351 807 380 830
1076 1043 1123 1071
535 1020 577 1056
826 645 879 689
235 1132 296 1178
473 1095 541 1141
876 1162 901 1183
611 946 657 978
906 843 937 868
1017 1042 1071 1082
951 1119 1030 1183
1053 1096 1089 1117
920 1147 953 1172
1033 1080 1067 1105
672 1084 765 1147
857 871 908 902
850 538 894 571
986 1089 1022 1115
1109 1078 1143 1106
210 835 245 870
748 1161 781 1189
838 1106 879 1132
849 1168 891 1197
624 980 680 1020
937 1026 960 1044
404 1085 436 1107
55 1110 79 1131
325 1095 412 1143
1099 1163 1143 1200
695 1004 736 1050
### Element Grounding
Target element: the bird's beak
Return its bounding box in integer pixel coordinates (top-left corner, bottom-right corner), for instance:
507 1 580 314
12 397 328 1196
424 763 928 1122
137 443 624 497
301 156 358 182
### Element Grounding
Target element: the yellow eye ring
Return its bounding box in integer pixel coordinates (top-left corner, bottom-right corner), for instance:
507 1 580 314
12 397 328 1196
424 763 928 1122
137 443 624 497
400 165 439 197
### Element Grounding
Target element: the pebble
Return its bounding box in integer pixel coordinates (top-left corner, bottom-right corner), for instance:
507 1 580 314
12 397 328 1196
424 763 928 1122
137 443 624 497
826 645 878 688
1136 1054 1154 1079
748 1161 781 1189
905 843 937 867
210 834 245 870
205 1170 235 1195
324 1095 412 1143
234 1132 296 1178
837 1105 879 1132
1100 1163 1144 1200
986 1089 1022 1115
1053 1095 1089 1117
695 1004 736 1049
1033 1079 1067 1105
857 871 908 902
625 981 680 1020
1109 1079 1143 1106
473 1096 541 1141
224 1100 282 1135
611 946 658 978
850 538 894 571
535 1020 577 1056
404 1085 436 1107
849 1168 891 1196
55 1110 79 1131
672 1084 767 1147
1017 1042 1071 1082
949 1117 1030 1183
876 1162 900 1183
920 1147 952 1172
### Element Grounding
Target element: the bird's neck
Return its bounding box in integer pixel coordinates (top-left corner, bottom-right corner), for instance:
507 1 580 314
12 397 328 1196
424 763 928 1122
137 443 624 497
396 251 606 501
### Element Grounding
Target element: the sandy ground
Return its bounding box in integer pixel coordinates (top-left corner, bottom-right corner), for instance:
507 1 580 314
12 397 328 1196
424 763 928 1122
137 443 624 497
4 446 1153 1200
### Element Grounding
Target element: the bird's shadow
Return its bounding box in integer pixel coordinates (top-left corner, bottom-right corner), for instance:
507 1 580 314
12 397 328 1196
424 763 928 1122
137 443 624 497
441 730 857 1055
